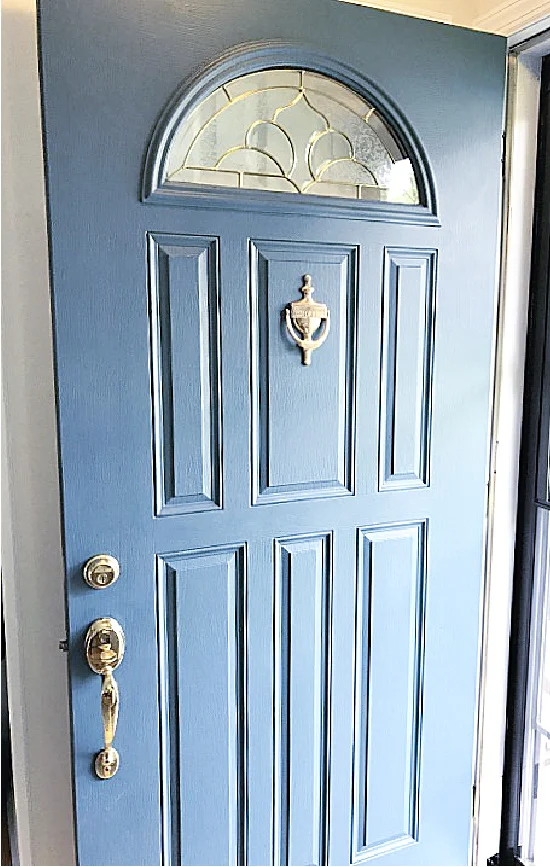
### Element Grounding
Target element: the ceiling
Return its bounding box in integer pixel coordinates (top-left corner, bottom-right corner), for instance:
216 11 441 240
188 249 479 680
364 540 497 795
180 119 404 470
339 0 550 35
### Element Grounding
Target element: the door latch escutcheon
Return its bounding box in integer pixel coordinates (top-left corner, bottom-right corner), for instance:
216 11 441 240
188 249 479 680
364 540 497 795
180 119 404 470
85 617 125 779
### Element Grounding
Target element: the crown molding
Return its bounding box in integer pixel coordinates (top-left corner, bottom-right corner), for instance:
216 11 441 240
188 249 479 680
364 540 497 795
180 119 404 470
339 0 550 35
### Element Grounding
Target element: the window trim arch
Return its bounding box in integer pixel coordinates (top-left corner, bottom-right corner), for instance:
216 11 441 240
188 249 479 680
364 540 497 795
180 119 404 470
142 42 439 225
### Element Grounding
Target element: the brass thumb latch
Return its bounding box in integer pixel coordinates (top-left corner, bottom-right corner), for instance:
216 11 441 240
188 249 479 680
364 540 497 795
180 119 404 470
85 617 125 779
285 274 330 365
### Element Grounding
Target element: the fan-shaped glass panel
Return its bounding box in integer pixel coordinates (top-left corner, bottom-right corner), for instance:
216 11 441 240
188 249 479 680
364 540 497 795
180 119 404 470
165 69 420 204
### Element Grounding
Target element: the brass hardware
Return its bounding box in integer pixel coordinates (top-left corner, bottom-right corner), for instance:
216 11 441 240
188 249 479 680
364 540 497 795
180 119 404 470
285 274 331 365
83 554 120 589
85 617 125 779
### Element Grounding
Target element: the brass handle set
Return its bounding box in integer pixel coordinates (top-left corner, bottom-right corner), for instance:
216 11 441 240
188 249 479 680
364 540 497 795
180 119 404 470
83 555 124 780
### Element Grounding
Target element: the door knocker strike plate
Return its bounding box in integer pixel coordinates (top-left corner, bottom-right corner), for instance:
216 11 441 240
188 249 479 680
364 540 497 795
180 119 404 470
285 274 330 365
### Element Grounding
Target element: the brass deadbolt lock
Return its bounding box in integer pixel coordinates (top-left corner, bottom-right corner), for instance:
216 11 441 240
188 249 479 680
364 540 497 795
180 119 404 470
83 554 120 589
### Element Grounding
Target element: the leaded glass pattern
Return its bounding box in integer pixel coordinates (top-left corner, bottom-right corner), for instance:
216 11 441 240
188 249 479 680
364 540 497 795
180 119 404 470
165 69 420 204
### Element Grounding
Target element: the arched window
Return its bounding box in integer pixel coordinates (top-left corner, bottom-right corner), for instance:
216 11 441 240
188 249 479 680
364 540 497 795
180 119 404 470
143 47 437 220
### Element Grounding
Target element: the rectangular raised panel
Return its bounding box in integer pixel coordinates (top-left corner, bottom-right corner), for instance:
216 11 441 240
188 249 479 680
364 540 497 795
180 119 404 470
380 249 436 490
353 522 426 862
149 233 222 515
274 533 332 865
251 241 357 504
157 545 247 866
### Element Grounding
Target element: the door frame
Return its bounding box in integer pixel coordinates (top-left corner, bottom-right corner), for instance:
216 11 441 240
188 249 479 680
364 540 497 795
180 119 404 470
1 4 546 865
474 23 550 866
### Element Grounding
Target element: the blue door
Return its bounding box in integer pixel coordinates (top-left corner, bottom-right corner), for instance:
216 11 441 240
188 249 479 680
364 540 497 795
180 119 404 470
39 2 506 864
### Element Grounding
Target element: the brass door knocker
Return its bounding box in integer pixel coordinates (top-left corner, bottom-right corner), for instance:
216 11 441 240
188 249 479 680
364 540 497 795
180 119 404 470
285 274 330 365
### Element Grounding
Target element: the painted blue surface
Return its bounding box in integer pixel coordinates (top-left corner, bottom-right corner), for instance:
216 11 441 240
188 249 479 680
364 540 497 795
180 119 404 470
38 1 506 864
149 234 222 515
380 250 436 490
275 533 332 865
353 523 426 861
251 241 357 503
158 546 247 865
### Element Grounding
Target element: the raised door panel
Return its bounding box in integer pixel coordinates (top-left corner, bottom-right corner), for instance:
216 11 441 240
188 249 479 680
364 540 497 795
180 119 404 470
379 249 436 491
274 533 332 866
149 234 222 516
250 240 357 504
157 546 247 866
353 522 426 862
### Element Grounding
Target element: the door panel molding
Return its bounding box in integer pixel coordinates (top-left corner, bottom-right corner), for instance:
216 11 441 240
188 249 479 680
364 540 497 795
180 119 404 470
352 521 426 863
148 233 223 517
379 248 437 492
273 532 332 867
157 545 248 866
250 240 358 505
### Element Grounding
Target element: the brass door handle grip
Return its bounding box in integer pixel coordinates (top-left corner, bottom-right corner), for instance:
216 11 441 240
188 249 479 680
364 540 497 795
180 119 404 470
100 667 119 752
85 618 125 779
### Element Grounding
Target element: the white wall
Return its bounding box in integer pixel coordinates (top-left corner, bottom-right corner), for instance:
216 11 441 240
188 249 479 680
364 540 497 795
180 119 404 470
2 1 75 863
